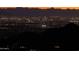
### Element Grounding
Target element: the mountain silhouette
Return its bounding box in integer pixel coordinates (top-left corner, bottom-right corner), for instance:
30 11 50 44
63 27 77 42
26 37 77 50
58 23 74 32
42 23 79 40
0 8 79 16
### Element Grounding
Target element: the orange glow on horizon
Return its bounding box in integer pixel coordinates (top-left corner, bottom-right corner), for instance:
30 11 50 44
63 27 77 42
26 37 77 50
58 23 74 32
0 7 79 10
33 7 79 9
27 7 79 10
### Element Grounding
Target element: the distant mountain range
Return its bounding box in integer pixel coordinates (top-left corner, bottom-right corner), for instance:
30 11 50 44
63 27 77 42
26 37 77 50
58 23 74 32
0 7 79 16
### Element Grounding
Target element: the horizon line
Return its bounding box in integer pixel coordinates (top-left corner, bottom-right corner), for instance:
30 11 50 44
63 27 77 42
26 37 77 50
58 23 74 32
0 7 79 9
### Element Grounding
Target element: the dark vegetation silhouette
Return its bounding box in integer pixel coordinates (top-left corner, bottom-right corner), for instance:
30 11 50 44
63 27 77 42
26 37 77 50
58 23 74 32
3 23 79 51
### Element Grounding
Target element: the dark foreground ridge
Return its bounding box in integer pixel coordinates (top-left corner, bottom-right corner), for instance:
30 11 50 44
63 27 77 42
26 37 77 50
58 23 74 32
0 23 79 51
